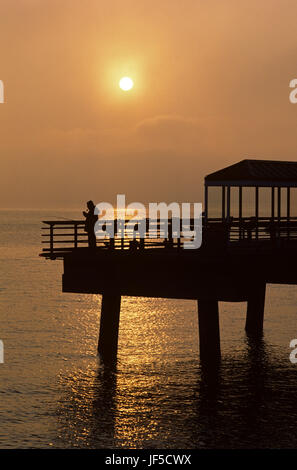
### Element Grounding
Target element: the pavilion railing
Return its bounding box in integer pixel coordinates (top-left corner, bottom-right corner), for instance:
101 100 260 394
225 216 297 242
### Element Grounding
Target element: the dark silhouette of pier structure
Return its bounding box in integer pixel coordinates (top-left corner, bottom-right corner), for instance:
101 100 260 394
40 160 297 365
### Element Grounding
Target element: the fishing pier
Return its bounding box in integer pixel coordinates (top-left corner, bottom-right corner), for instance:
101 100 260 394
40 160 297 365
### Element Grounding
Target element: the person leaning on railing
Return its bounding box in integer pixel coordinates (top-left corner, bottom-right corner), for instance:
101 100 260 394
243 217 257 240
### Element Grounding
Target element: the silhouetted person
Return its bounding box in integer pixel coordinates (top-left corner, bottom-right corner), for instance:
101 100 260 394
83 200 98 248
129 238 139 251
165 220 174 248
245 217 257 240
225 216 233 238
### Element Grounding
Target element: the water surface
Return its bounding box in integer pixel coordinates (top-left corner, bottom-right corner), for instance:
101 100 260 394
0 210 296 448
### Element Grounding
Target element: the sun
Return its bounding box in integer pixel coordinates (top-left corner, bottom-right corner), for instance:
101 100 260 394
119 76 134 91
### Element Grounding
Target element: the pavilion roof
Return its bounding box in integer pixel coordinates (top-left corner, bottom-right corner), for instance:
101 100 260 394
205 159 297 187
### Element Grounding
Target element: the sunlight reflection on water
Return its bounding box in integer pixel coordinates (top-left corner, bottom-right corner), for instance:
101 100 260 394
0 211 297 448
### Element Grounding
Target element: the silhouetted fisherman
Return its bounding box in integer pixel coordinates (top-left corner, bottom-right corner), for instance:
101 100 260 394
83 200 98 248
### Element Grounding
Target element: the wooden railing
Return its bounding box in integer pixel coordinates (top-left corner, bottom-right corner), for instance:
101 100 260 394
226 216 297 242
41 216 297 258
41 218 199 258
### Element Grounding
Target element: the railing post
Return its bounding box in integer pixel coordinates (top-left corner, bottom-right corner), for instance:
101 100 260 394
255 186 259 240
74 224 78 249
117 219 124 249
50 224 54 256
178 218 182 249
168 218 173 247
287 187 290 240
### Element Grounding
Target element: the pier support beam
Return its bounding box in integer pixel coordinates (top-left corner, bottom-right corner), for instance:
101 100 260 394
98 293 121 363
197 299 221 364
245 283 266 335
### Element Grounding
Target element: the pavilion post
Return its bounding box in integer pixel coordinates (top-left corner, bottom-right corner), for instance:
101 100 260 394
287 187 291 239
222 186 225 219
277 187 281 223
255 186 259 240
239 186 242 240
271 187 275 219
226 186 231 219
287 187 291 218
204 184 208 224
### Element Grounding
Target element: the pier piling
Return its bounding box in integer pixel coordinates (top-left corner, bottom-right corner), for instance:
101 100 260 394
245 283 266 335
98 293 121 363
197 299 221 364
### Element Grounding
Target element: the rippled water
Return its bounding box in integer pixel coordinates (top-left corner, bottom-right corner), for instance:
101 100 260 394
0 210 297 448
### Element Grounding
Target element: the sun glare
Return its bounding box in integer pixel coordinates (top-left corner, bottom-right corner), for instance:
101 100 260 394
119 76 134 91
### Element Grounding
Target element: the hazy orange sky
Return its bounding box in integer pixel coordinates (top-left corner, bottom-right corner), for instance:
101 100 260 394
1 0 297 208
